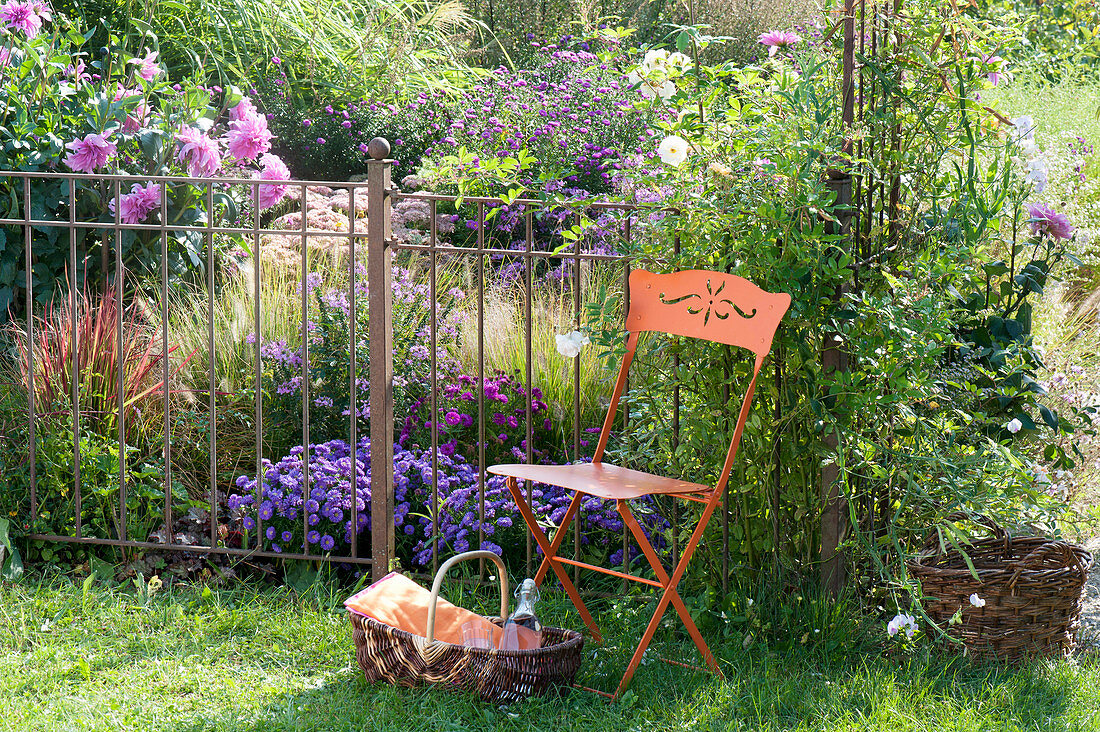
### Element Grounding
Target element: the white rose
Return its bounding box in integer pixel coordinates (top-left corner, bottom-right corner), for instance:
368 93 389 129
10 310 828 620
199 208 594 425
667 51 691 70
555 330 589 358
641 49 669 74
657 135 689 167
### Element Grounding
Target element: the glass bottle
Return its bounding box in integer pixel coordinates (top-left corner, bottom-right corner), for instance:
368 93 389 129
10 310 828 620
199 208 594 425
499 578 541 650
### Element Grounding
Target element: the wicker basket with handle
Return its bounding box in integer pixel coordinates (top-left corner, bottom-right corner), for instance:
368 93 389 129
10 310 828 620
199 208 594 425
906 513 1093 662
348 551 584 702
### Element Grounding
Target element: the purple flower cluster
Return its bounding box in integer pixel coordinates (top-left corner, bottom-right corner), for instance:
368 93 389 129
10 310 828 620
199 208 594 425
229 436 472 556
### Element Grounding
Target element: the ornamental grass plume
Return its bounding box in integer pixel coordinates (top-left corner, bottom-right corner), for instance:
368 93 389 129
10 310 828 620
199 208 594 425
63 133 116 173
758 30 801 56
1026 203 1074 241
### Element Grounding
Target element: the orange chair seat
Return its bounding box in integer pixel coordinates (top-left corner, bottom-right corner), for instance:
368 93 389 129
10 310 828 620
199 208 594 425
487 462 710 501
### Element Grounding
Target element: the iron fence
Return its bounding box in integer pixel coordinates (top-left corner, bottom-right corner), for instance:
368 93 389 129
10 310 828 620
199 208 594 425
0 155 694 586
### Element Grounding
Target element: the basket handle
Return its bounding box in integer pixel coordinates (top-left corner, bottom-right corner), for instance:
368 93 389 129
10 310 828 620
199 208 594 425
425 551 509 645
1008 540 1087 589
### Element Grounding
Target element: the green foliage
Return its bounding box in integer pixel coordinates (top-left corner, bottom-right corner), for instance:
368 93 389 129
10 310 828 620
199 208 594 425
0 17 254 316
56 0 488 102
969 0 1100 82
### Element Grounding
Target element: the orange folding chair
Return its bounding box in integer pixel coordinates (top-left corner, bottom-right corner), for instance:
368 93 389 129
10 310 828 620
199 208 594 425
488 268 790 698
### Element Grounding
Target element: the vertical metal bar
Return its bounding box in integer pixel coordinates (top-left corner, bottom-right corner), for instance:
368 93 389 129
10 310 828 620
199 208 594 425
367 142 394 582
252 182 262 550
300 183 311 555
477 201 486 576
114 179 127 542
722 361 730 596
161 182 172 541
207 183 217 548
429 198 439 576
572 210 581 586
524 207 534 576
349 185 358 557
70 178 81 539
621 216 631 592
24 177 36 524
671 234 681 571
772 347 782 569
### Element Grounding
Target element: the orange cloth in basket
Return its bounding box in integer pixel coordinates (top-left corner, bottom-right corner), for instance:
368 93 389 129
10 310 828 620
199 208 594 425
345 572 527 648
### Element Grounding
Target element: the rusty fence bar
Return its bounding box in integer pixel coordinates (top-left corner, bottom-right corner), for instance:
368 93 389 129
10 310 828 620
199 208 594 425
0 158 720 591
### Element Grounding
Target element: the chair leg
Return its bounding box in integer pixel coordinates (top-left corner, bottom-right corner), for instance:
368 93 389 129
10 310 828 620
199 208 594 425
505 477 602 643
534 490 583 587
614 500 724 698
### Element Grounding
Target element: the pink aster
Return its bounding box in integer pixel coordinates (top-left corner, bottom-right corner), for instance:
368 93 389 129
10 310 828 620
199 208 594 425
225 110 272 161
254 153 291 210
758 30 801 56
109 182 162 224
131 49 161 81
1 0 43 37
1026 203 1073 241
176 126 222 177
63 133 116 173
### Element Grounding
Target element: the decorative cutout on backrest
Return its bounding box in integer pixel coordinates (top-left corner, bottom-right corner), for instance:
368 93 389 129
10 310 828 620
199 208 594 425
627 269 791 359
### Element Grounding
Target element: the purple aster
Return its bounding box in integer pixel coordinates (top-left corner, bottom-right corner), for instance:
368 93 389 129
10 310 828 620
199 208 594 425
320 535 336 551
307 530 321 544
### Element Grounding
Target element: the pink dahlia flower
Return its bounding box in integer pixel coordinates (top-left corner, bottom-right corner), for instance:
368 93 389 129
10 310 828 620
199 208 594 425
255 153 291 210
1 0 43 37
176 126 222 177
225 110 272 161
229 98 256 122
132 49 161 81
758 30 801 56
109 182 162 224
1026 203 1073 241
63 133 116 173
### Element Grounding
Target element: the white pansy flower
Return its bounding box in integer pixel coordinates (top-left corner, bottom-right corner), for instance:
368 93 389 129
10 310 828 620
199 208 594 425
658 135 689 167
969 593 986 608
1006 418 1023 434
555 330 590 358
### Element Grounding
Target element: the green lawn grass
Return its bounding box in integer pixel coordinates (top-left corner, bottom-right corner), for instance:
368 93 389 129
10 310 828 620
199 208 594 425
2 571 1099 732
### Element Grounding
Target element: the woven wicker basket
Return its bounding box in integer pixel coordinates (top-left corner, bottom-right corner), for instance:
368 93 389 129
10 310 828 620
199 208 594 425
906 514 1093 662
349 551 584 703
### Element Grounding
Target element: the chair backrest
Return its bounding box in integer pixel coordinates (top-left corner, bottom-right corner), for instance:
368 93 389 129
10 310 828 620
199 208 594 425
625 269 790 369
593 269 791 495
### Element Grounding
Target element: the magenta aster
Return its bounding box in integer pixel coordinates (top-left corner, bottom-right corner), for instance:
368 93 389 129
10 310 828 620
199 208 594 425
176 126 222 177
225 110 272 161
758 30 801 56
255 153 291 209
63 133 116 173
1026 203 1073 241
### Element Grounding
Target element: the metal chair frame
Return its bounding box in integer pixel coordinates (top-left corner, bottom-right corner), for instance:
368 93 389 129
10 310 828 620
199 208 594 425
489 268 791 699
